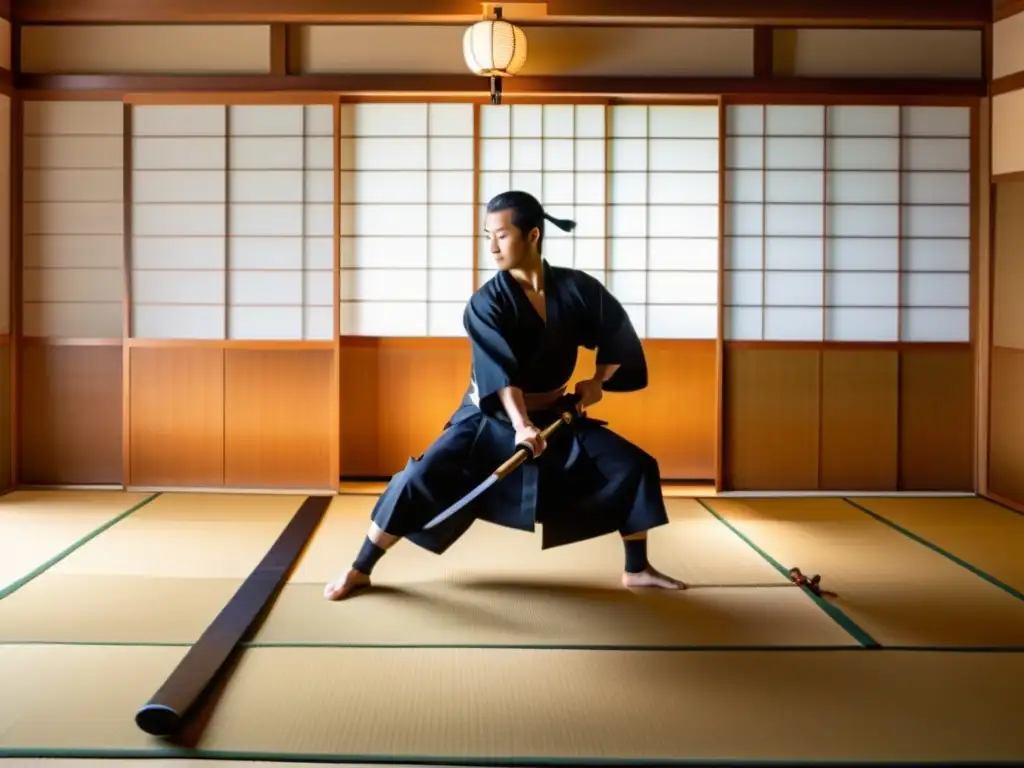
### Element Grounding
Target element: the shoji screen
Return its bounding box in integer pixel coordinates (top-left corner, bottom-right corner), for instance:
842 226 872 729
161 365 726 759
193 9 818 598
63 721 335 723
131 103 333 340
131 104 226 339
607 104 720 339
339 102 475 337
477 104 606 290
227 104 333 340
23 102 124 339
901 106 971 342
723 103 971 342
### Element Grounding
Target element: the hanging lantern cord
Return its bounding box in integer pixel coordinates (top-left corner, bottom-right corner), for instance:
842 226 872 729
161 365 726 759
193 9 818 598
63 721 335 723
491 7 503 105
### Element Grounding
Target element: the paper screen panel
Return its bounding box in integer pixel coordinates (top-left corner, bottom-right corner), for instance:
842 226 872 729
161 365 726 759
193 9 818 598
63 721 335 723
608 104 719 340
899 106 971 343
724 102 973 343
23 101 124 338
723 104 765 340
130 104 226 339
477 104 606 303
824 105 900 342
225 104 334 341
762 105 825 341
340 103 474 337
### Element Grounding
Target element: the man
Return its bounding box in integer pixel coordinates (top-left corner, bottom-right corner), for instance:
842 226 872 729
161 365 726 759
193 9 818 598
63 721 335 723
324 190 685 601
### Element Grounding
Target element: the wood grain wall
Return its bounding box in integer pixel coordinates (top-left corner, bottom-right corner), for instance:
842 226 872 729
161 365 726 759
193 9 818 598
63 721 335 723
722 344 973 491
338 337 974 490
988 6 1024 511
339 338 719 482
127 345 335 489
989 180 1024 507
19 341 122 485
6 21 984 495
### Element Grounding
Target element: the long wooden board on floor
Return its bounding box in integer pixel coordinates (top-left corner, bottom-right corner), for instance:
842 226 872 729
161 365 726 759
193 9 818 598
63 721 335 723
135 494 332 737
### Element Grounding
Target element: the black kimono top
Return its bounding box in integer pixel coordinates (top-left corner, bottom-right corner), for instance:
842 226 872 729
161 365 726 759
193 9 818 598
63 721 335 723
460 260 648 420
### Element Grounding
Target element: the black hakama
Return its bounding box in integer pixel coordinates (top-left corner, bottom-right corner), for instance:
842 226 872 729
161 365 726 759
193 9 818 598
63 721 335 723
368 261 670 555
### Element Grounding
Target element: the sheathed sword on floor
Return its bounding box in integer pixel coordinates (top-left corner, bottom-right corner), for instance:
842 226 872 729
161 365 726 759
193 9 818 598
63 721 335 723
422 397 583 531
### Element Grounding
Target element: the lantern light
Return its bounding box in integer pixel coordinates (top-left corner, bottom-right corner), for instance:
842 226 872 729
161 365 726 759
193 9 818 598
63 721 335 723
462 7 528 104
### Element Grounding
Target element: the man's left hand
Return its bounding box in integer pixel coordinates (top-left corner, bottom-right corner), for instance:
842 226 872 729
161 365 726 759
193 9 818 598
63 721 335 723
573 378 604 413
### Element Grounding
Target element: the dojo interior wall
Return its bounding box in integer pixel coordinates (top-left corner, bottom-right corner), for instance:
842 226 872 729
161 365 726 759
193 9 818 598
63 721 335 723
8 19 987 493
0 11 10 491
988 4 1024 510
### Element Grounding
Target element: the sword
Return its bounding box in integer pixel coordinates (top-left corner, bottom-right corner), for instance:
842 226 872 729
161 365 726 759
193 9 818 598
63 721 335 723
422 396 582 531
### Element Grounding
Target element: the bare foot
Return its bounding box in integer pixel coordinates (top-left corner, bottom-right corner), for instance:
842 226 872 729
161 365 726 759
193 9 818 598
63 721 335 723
323 568 371 601
622 566 688 591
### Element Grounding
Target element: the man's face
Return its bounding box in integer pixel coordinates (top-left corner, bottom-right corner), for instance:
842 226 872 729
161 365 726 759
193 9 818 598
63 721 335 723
484 209 538 271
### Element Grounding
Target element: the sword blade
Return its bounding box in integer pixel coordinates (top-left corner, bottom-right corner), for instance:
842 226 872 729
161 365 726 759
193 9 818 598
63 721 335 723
421 472 500 531
420 406 578 532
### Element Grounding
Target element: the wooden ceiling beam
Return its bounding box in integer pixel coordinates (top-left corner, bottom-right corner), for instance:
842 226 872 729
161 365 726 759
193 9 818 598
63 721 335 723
12 0 990 27
13 72 988 99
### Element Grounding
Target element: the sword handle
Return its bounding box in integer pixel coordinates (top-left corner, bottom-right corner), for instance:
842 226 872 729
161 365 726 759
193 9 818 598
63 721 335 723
495 407 578 480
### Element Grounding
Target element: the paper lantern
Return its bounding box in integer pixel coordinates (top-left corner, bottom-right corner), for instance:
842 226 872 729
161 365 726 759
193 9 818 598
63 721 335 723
462 8 528 104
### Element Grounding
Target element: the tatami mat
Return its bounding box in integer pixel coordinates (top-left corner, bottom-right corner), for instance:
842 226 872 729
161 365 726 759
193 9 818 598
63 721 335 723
257 497 857 648
43 492 310 579
0 491 154 597
848 496 1024 596
702 497 1024 647
1 643 1022 763
0 493 308 644
2 765 439 768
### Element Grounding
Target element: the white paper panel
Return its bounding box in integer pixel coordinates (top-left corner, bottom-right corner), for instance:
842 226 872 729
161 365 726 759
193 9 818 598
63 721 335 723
826 272 899 307
605 104 721 338
723 100 973 343
764 307 823 341
341 301 427 336
725 270 763 305
765 238 822 270
827 106 899 137
725 306 763 339
129 103 338 340
901 308 969 342
25 101 124 339
343 102 474 337
826 308 898 341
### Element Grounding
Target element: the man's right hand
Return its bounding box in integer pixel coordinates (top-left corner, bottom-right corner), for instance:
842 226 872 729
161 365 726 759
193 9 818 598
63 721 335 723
514 422 546 457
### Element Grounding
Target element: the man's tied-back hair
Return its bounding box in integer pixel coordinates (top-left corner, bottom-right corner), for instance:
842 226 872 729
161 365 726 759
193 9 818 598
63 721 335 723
486 190 576 254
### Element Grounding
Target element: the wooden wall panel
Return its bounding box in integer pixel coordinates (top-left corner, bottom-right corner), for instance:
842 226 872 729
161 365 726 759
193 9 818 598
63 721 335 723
992 90 1024 178
819 349 899 490
223 348 334 489
20 25 271 74
989 346 1024 505
989 180 1024 507
899 347 974 490
19 343 122 485
992 180 1024 349
0 343 10 491
787 28 982 79
723 347 821 491
302 25 754 78
580 340 717 481
723 345 973 492
128 346 224 487
338 338 719 481
338 338 471 478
